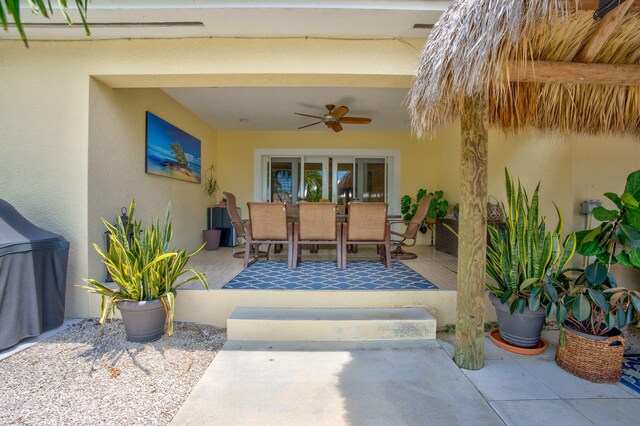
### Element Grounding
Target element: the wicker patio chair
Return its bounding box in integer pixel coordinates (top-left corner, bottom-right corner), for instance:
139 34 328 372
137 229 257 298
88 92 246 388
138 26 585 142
244 202 294 268
222 191 267 259
341 202 391 269
389 194 435 260
293 202 342 268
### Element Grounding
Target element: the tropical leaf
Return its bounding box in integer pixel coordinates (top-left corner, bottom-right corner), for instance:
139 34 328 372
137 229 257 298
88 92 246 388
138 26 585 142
572 295 591 321
617 224 640 249
626 208 640 229
556 302 567 324
617 308 628 329
621 192 639 209
576 240 601 257
585 262 608 286
587 288 609 313
630 249 640 268
624 170 640 200
604 192 623 210
592 207 619 222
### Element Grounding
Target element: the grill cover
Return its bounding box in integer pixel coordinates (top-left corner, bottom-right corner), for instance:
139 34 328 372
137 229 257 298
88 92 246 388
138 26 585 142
0 199 69 351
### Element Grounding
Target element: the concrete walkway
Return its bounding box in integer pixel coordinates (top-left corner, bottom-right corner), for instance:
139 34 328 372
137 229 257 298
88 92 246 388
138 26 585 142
172 331 640 425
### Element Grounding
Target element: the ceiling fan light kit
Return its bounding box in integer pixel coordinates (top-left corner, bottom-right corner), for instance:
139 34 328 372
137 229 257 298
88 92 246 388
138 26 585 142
295 103 372 132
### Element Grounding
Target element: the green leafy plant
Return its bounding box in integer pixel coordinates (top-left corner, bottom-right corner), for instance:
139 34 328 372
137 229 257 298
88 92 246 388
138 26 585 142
485 169 577 314
1 0 90 47
547 169 640 336
401 189 449 234
82 200 208 336
203 165 219 207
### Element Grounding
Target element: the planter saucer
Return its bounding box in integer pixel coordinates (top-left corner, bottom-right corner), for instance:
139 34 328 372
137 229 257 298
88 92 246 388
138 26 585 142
489 328 547 355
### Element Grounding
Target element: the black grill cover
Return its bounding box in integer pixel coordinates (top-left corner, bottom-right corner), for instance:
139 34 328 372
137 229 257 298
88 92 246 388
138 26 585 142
0 199 69 351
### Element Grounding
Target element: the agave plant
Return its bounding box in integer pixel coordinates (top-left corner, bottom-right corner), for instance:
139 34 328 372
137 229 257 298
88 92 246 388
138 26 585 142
82 200 208 336
486 169 576 314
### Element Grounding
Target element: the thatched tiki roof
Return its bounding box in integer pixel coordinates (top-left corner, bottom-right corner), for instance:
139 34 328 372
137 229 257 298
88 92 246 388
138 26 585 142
409 0 640 138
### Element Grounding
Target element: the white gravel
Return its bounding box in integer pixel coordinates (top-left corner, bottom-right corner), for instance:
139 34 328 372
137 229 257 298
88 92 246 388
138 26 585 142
0 319 226 425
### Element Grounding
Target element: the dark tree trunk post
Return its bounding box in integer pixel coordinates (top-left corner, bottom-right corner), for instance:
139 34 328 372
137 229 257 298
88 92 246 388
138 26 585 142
454 93 488 370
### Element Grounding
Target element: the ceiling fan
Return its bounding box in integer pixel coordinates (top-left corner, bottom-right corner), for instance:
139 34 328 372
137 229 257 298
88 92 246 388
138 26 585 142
295 104 372 133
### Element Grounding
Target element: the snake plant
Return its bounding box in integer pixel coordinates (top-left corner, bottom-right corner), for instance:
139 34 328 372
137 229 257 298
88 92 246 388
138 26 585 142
82 200 208 336
486 169 576 314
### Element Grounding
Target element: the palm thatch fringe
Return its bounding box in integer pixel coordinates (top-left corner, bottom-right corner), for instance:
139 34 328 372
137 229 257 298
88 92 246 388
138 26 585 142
409 0 639 138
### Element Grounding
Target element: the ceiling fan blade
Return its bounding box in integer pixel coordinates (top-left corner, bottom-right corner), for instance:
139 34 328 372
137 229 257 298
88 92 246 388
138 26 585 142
295 112 324 119
298 121 322 129
339 117 372 124
332 106 349 119
326 122 343 133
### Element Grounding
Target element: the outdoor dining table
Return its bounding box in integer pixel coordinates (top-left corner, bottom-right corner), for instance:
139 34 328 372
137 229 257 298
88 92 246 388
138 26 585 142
275 213 402 254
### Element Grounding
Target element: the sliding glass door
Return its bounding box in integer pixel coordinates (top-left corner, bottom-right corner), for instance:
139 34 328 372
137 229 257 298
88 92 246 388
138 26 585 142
269 157 300 203
257 149 399 213
354 157 386 202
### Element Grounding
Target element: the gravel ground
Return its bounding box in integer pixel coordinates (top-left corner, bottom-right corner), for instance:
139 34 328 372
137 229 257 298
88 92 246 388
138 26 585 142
0 319 226 425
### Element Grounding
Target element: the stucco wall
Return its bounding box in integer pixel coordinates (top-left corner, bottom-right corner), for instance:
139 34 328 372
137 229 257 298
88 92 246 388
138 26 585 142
0 36 422 318
85 83 218 316
1 35 638 319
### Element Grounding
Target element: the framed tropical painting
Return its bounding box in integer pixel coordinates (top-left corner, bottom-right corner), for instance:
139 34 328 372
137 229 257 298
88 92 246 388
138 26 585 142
145 112 201 183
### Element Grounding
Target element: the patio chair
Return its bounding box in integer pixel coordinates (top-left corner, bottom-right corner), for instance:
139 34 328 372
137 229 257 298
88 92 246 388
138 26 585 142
293 202 342 268
222 191 267 260
341 202 391 269
389 194 435 260
244 202 294 268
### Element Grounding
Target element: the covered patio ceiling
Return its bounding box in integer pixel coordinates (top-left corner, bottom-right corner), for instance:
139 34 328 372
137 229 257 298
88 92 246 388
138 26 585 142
162 87 413 132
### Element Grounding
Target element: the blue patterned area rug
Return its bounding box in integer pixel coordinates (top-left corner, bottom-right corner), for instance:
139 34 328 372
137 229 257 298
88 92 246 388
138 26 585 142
621 354 640 395
222 260 438 290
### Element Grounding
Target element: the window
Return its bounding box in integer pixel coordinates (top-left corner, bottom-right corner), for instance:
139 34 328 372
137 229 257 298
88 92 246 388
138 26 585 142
255 149 400 213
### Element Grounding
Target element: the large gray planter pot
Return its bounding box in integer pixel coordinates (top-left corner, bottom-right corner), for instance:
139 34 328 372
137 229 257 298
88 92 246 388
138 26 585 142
489 293 546 348
116 299 166 342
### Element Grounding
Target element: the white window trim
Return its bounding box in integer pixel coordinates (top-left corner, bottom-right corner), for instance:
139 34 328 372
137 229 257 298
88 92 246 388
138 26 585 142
254 148 401 214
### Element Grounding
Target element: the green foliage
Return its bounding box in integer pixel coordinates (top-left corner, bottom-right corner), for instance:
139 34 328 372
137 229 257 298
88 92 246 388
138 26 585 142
401 189 449 234
1 0 90 47
203 165 219 206
303 171 323 202
82 200 208 336
169 141 189 168
485 169 576 314
547 169 640 336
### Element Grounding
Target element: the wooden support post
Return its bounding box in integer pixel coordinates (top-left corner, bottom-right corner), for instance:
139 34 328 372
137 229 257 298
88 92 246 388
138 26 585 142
454 93 488 370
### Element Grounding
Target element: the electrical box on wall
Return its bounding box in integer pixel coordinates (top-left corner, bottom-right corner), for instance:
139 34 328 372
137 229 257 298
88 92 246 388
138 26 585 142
581 200 602 215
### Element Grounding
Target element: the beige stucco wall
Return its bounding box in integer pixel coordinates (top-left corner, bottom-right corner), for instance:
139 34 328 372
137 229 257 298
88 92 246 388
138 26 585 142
1 35 638 320
0 36 422 318
217 131 440 209
85 83 218 317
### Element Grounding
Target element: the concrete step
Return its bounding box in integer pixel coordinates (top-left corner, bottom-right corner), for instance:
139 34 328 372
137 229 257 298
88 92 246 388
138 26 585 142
227 307 437 341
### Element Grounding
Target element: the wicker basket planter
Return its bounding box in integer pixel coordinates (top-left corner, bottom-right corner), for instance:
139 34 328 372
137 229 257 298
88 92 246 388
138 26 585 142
555 324 625 383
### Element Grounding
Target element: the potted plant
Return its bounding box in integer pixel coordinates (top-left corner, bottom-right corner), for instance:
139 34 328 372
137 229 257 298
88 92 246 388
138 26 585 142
202 165 221 250
549 169 640 383
486 169 576 349
401 188 449 245
82 200 208 342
